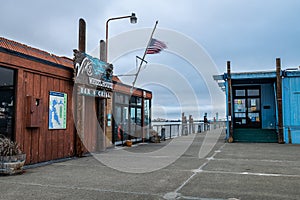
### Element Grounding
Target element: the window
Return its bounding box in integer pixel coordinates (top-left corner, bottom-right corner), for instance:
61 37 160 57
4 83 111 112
144 99 151 139
130 96 136 105
137 97 142 106
0 66 15 140
247 89 259 96
235 89 245 96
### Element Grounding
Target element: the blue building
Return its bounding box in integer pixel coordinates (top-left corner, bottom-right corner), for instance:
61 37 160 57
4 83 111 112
214 58 300 144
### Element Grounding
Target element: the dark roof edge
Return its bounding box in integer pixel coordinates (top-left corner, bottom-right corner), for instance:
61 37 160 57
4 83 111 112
0 47 73 72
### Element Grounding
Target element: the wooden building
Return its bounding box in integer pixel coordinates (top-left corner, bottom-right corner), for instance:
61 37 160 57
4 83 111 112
0 37 152 165
0 37 75 164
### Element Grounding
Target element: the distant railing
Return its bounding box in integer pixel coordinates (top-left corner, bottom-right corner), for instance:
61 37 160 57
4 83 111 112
151 121 226 140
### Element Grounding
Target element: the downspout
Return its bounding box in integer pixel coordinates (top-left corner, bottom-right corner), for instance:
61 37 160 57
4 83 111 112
227 61 234 142
276 58 284 144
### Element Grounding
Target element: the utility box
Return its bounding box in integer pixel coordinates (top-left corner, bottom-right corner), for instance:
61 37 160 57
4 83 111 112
26 96 42 128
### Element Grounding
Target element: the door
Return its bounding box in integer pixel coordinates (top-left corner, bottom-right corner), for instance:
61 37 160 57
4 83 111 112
97 98 105 151
233 86 261 128
113 105 129 145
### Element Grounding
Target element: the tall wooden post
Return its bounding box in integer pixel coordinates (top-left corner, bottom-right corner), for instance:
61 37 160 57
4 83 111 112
79 19 86 53
100 40 106 62
96 40 106 150
227 61 233 142
276 58 284 144
76 18 86 156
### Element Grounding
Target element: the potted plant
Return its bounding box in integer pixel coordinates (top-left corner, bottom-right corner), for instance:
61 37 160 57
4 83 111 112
0 135 26 175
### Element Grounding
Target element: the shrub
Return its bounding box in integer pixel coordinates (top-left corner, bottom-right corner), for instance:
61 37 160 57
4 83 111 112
0 135 22 156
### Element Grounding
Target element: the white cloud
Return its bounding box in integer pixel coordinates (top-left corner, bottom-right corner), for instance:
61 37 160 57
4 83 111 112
1 0 299 119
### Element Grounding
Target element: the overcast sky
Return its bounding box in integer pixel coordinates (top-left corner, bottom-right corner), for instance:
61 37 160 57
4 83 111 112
1 0 300 120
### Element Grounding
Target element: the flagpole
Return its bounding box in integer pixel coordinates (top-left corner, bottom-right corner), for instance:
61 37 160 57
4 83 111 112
131 20 159 94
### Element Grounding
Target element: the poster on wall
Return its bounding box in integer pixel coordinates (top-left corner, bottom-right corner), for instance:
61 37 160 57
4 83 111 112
48 91 67 129
234 99 246 112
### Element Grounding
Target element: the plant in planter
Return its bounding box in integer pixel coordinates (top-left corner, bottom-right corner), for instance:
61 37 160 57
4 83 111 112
0 135 26 175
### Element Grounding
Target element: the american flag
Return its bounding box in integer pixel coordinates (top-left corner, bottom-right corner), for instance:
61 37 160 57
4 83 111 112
146 38 167 54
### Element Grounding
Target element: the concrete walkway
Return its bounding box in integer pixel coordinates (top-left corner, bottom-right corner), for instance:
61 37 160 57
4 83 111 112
1 128 300 200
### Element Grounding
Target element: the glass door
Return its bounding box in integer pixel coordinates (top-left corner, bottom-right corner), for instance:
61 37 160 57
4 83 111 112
233 87 261 128
113 105 129 144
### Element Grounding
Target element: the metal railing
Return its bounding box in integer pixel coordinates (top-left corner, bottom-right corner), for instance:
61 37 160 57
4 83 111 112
151 121 225 140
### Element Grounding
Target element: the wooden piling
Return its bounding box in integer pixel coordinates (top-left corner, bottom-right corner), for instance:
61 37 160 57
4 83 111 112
276 58 284 144
227 61 233 142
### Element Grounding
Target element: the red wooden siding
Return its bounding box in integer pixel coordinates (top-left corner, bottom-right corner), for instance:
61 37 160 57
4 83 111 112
19 70 75 164
0 40 75 164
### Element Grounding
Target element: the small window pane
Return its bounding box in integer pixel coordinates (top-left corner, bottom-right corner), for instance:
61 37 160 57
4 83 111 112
130 96 136 105
124 95 129 104
234 99 246 112
137 97 142 106
235 90 245 96
115 93 122 103
247 98 260 111
247 89 259 96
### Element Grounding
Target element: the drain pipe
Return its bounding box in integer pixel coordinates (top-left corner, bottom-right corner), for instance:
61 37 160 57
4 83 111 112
276 58 284 144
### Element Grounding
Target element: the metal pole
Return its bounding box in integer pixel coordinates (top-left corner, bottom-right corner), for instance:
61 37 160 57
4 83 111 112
105 15 134 62
276 58 284 144
105 20 109 62
131 21 159 93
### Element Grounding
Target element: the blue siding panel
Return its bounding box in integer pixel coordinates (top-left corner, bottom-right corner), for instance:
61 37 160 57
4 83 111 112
282 75 300 144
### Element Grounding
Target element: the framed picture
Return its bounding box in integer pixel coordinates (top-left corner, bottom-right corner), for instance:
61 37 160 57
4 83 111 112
48 91 67 129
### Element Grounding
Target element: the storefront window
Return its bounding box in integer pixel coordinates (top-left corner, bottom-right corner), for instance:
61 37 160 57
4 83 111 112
144 99 151 139
130 107 136 138
113 93 130 144
129 95 143 139
136 108 142 125
113 92 151 143
0 66 15 140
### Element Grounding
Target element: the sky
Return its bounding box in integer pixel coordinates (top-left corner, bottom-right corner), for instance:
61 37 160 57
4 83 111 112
1 0 300 120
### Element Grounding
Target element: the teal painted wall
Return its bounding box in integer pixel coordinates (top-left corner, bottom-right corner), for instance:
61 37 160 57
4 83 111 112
261 83 276 129
282 74 300 144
